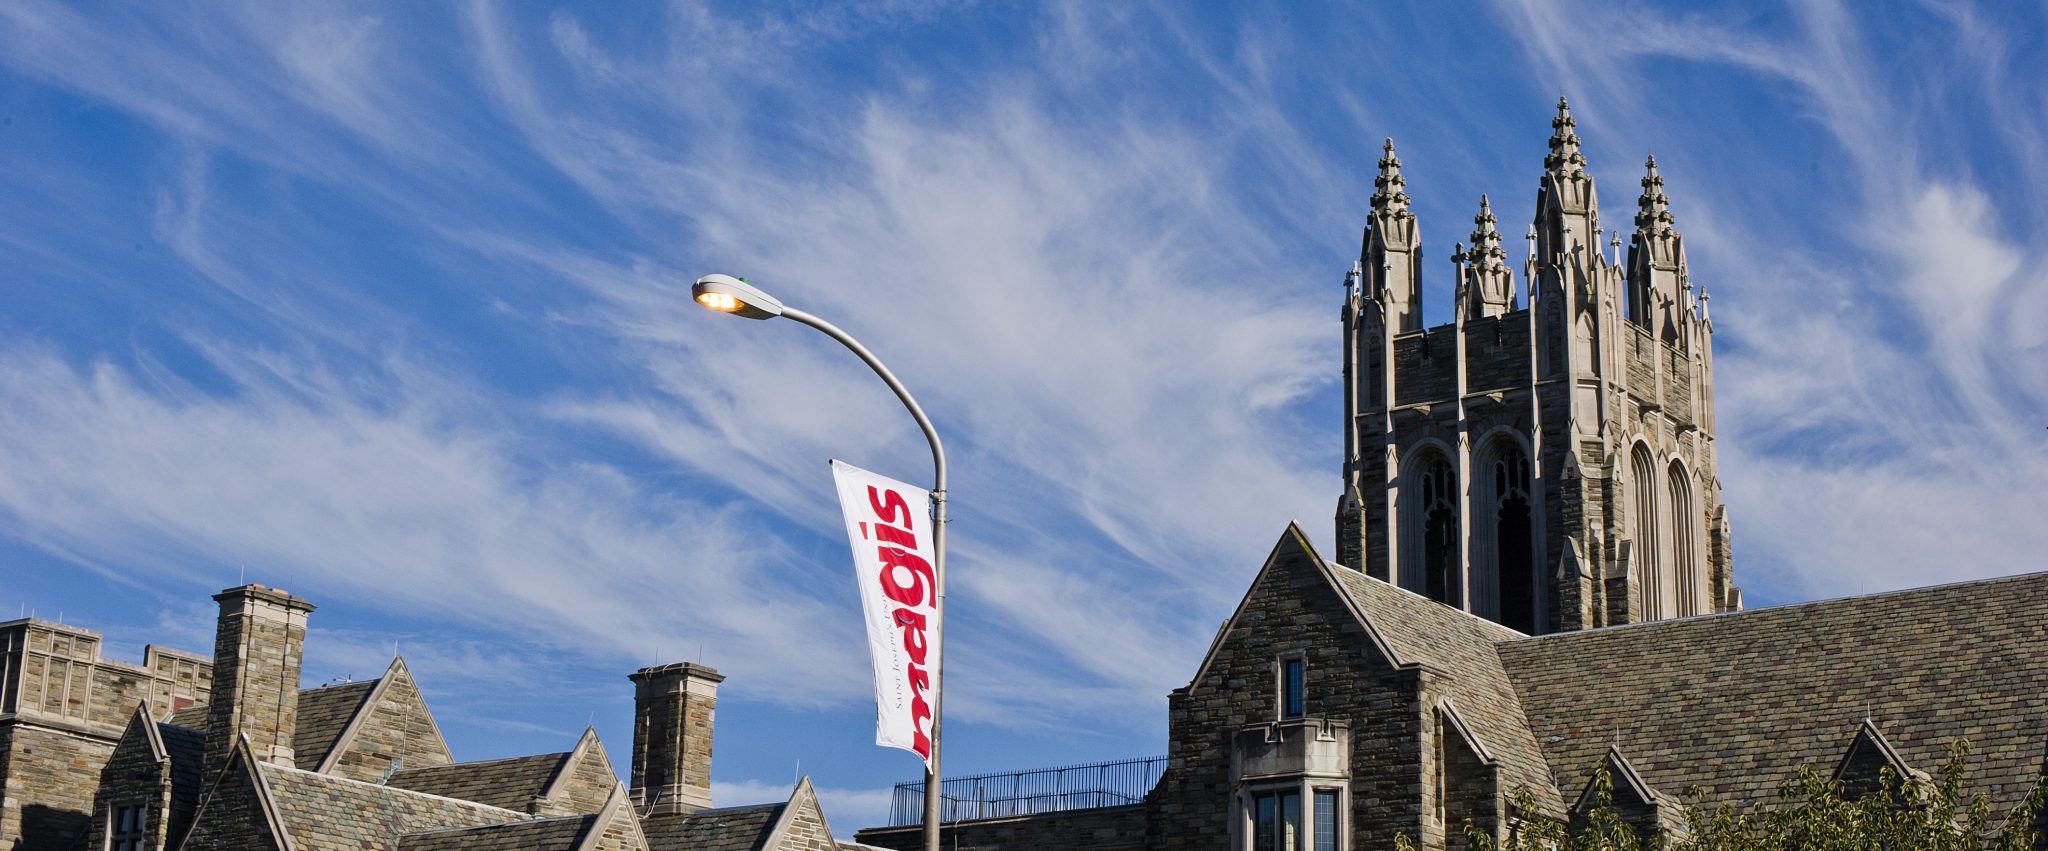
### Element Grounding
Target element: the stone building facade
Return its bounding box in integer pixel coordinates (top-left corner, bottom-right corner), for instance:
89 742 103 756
0 584 862 851
1336 99 1736 635
855 104 2048 850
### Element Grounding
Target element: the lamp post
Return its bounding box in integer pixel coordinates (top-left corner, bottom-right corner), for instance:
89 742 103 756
690 273 948 851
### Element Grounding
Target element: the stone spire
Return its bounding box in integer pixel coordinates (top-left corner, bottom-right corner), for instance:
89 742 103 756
1360 136 1422 332
1466 195 1513 316
1635 155 1677 235
1371 138 1412 215
1468 195 1507 272
1544 97 1589 177
1626 154 1688 343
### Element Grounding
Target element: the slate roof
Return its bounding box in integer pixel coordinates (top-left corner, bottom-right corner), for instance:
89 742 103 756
642 802 784 851
161 678 380 770
385 752 571 811
399 813 597 851
258 762 529 851
1497 571 2048 811
168 704 208 729
157 723 205 806
1324 564 1566 815
294 679 380 768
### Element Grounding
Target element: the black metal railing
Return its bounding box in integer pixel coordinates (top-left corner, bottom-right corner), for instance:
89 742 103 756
886 755 1167 826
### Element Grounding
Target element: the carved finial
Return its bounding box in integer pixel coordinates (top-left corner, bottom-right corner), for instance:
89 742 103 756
1545 96 1588 177
1466 196 1507 273
1636 154 1677 235
1372 137 1412 216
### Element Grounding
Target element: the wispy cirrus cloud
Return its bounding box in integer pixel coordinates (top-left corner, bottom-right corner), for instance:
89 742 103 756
1492 0 2048 600
2 1 2042 821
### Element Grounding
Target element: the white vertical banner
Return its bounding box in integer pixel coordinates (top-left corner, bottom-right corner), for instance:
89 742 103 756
830 459 939 769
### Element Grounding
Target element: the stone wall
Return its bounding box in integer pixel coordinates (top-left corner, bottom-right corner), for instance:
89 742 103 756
327 666 451 782
1146 541 1425 849
774 793 840 851
629 662 721 815
83 718 175 851
856 805 1146 851
201 586 314 781
1 723 115 851
177 756 279 851
0 618 210 851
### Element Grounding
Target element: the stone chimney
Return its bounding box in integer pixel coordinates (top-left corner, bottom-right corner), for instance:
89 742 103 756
201 584 314 783
629 662 723 815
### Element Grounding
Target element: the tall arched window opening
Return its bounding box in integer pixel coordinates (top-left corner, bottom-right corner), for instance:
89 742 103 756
1629 445 1662 620
1491 446 1535 633
1668 463 1697 617
1419 458 1461 607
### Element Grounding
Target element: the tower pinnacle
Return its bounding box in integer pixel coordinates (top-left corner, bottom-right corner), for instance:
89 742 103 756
1371 138 1412 215
1545 97 1588 177
1636 155 1676 235
1468 195 1507 273
1465 195 1513 316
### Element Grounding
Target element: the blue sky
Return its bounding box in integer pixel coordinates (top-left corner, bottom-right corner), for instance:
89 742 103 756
3 0 2043 835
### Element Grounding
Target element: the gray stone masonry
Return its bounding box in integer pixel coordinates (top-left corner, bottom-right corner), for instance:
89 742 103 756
630 661 723 815
1339 100 1736 637
202 584 315 786
0 617 210 851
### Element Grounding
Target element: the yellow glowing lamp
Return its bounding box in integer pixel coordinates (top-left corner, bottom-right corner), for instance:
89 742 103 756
690 274 784 320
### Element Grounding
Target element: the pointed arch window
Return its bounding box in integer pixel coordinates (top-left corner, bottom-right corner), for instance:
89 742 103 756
1629 446 1662 620
1668 463 1698 617
1418 457 1461 607
1489 445 1535 633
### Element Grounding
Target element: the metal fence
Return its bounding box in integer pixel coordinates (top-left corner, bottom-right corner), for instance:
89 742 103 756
886 755 1167 826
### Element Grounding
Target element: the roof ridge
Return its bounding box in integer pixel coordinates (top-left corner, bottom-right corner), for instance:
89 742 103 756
263 762 529 817
665 801 787 816
399 812 588 837
1498 569 2048 645
388 751 572 774
300 678 379 694
1325 560 1529 640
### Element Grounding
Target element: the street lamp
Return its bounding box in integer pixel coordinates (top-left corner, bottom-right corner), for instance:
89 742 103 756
690 273 949 851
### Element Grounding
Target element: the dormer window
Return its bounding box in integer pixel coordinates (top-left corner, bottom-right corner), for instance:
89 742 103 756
1280 657 1305 719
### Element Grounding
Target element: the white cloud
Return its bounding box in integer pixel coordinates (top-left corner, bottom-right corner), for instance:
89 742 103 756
1492 0 2048 602
0 346 870 705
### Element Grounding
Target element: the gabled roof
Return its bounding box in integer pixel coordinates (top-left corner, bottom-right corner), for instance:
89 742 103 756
1497 571 2048 812
399 814 595 851
386 752 571 812
316 657 454 775
294 680 379 768
398 785 638 851
643 802 782 851
258 760 528 851
1322 562 1563 815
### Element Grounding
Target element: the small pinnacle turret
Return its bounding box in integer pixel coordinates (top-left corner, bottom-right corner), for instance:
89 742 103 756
1544 97 1588 177
1468 195 1507 273
1636 155 1676 235
1371 138 1412 216
1464 195 1514 317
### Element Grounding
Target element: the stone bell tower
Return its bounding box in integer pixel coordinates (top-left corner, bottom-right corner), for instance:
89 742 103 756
1337 98 1737 634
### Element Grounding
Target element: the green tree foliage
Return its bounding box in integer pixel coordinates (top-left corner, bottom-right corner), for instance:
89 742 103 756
1398 741 2045 851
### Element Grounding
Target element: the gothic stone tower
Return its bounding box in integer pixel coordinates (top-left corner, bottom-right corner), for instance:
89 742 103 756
1337 99 1738 634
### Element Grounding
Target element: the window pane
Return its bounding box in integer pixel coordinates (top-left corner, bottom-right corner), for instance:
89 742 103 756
1282 659 1304 719
1255 793 1276 851
1315 790 1339 851
1280 791 1302 851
